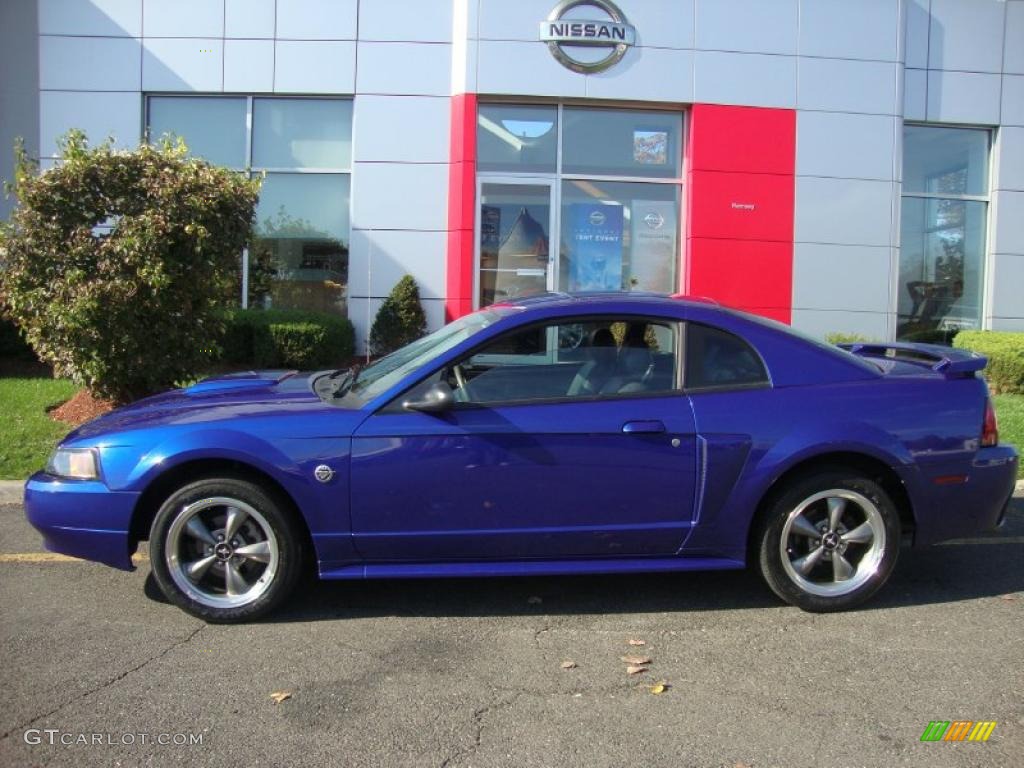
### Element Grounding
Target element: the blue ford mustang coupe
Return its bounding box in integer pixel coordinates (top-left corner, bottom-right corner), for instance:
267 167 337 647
26 293 1018 622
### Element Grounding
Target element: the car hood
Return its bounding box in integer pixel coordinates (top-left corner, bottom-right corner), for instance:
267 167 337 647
65 370 345 441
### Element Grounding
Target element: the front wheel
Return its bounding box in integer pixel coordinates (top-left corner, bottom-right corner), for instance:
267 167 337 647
757 471 901 612
149 477 304 623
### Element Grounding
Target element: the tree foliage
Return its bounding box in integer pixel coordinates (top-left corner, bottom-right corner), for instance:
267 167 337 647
369 275 427 356
0 131 260 402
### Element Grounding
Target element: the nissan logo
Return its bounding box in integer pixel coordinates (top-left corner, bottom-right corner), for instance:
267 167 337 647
643 212 665 229
539 0 635 74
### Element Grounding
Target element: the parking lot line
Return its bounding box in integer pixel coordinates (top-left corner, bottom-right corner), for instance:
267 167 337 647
0 552 149 563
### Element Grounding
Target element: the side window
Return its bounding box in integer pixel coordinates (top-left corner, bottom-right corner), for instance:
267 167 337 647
445 317 680 405
685 324 768 390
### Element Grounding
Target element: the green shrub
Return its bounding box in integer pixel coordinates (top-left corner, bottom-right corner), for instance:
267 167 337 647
952 330 1024 395
825 332 873 345
370 275 427 356
222 308 354 369
0 132 259 402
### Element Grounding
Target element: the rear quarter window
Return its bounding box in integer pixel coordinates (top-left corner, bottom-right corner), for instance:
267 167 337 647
685 323 769 390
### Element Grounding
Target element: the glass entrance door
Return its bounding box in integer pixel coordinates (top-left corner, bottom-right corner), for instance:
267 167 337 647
477 181 555 308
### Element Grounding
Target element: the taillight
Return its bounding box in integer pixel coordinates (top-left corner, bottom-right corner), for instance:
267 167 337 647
981 399 999 447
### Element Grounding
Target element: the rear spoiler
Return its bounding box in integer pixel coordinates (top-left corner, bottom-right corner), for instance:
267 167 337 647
838 341 987 376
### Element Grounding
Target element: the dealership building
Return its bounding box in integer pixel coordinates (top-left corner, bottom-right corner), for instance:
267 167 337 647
1 0 1023 348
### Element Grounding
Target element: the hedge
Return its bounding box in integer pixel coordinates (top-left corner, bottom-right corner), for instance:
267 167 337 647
953 330 1024 395
221 308 355 370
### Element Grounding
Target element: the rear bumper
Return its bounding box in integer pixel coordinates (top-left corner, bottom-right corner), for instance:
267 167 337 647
24 473 140 570
911 445 1019 547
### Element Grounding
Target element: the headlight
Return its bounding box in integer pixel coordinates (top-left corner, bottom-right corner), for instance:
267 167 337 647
46 447 100 479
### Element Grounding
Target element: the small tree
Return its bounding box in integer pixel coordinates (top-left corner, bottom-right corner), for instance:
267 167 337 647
0 132 259 402
369 275 427 356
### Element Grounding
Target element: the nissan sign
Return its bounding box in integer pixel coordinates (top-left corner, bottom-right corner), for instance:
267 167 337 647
540 0 636 74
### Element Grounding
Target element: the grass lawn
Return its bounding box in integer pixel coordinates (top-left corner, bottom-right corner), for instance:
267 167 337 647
0 378 77 480
0 378 1021 481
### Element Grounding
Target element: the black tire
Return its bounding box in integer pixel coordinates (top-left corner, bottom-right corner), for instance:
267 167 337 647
149 476 304 623
757 470 900 612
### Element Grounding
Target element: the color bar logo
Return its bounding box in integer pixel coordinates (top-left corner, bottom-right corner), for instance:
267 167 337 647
920 721 997 742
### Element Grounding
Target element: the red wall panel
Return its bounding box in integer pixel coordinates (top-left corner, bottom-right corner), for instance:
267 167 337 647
445 93 478 322
688 170 794 242
687 238 792 323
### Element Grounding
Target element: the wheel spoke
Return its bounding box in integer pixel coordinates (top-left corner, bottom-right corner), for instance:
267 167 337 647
792 546 825 576
827 497 847 532
184 516 216 546
841 521 874 545
224 559 248 596
223 506 249 541
184 555 216 582
832 553 855 581
791 514 821 539
234 540 272 564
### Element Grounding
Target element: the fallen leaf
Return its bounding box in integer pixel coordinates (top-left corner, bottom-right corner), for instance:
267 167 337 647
734 763 753 768
560 660 577 669
269 691 292 704
527 595 543 605
1000 594 1018 601
621 655 652 665
626 665 648 675
649 681 669 695
627 639 647 646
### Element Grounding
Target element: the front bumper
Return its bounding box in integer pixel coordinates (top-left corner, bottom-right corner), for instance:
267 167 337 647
24 472 140 570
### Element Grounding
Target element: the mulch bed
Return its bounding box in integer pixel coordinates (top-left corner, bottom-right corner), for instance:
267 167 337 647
49 389 115 427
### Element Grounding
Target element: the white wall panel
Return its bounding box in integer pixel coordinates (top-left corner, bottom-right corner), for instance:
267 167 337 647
356 42 450 96
790 309 890 340
348 229 447 299
991 317 1024 330
1003 75 1024 127
39 91 141 156
276 0 357 40
904 68 927 120
143 38 222 91
586 46 693 102
792 244 891 313
359 0 452 42
927 0 1005 74
695 0 797 56
797 111 895 181
997 127 1024 192
143 0 222 38
992 190 1024 255
274 41 356 93
625 0 694 50
989 253 1024 322
925 70 1001 125
350 162 449 231
693 51 796 108
478 0 564 41
798 58 897 115
39 0 142 37
477 40 586 98
1006 1 1024 75
40 36 141 91
795 177 894 247
904 0 931 69
353 95 449 163
225 0 275 38
799 0 899 62
224 40 274 93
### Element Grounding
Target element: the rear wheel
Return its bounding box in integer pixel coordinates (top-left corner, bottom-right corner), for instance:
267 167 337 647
149 477 304 623
757 471 900 612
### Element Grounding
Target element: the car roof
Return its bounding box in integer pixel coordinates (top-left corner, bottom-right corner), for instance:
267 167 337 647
495 291 719 313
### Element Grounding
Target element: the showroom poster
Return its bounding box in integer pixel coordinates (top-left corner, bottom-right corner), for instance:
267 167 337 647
568 203 624 291
630 200 676 291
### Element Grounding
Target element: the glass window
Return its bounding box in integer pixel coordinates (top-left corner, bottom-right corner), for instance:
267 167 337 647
560 180 679 292
477 104 558 174
479 182 552 306
252 98 352 169
562 107 682 179
148 96 247 167
898 126 990 342
685 324 768 390
445 317 679 404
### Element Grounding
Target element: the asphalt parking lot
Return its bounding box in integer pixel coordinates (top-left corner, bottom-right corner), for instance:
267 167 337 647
1 494 1021 768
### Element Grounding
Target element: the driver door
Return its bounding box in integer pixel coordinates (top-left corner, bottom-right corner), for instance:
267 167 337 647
349 315 699 561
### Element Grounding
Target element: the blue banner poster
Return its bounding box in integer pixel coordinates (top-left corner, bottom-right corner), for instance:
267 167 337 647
568 203 624 291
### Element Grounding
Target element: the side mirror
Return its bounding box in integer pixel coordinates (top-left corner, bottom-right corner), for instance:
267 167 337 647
403 381 456 413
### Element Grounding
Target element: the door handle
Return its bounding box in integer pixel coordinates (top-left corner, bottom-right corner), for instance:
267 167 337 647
621 420 666 434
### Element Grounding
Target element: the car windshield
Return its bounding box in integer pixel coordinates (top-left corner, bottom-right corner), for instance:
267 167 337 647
337 307 516 405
